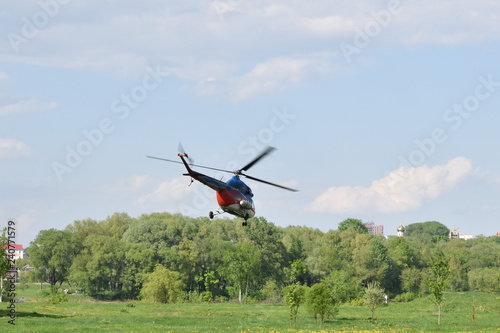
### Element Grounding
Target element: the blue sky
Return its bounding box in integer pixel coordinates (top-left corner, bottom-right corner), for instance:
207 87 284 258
1 0 500 246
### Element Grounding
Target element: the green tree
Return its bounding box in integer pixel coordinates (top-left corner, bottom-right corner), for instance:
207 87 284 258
306 283 336 327
283 283 306 327
122 213 184 264
28 229 79 287
401 267 422 294
338 218 367 233
364 281 385 321
196 268 219 322
366 236 397 292
464 238 500 270
468 267 500 293
289 258 307 284
140 264 184 303
0 228 10 280
122 243 155 299
428 252 451 325
386 236 419 269
288 235 305 262
323 270 363 303
406 221 449 243
245 217 288 286
220 241 261 303
70 235 127 297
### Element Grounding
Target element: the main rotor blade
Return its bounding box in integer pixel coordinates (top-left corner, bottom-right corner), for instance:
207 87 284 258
240 146 276 172
242 173 298 192
147 156 234 174
147 156 183 165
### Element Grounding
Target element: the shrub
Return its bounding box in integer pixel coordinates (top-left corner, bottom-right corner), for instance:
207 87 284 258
393 292 417 303
140 264 185 303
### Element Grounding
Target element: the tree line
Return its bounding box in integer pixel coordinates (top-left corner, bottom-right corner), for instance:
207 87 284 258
11 213 500 304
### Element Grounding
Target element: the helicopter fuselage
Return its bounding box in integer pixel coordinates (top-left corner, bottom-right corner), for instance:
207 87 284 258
217 176 255 220
178 155 256 220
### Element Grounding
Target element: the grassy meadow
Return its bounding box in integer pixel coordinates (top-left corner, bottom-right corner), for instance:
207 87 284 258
1 284 499 332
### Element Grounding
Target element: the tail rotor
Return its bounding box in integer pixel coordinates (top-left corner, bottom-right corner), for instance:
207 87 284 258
178 142 194 165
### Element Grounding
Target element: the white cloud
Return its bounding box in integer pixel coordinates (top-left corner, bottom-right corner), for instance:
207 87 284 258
300 15 357 36
137 176 194 204
194 56 338 102
393 1 500 45
0 99 57 116
1 1 499 97
310 157 473 214
0 138 30 158
233 57 333 101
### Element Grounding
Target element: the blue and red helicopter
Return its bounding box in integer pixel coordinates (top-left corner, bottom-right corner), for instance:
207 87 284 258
147 145 297 226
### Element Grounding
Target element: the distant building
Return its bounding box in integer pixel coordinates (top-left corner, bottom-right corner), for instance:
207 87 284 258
449 228 460 239
397 223 405 237
459 235 474 240
365 222 383 235
2 244 24 282
2 243 25 260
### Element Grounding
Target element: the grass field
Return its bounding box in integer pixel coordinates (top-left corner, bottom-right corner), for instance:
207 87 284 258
1 284 499 332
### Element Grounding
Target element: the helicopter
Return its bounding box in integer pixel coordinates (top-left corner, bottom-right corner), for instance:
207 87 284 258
147 144 297 226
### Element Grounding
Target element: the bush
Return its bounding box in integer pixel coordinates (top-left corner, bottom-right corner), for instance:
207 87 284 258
181 290 203 303
261 280 282 303
393 292 417 303
140 264 185 303
48 286 68 304
348 298 365 306
215 295 228 303
34 288 51 301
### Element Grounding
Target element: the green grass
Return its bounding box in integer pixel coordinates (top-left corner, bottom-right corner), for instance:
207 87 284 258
1 284 499 332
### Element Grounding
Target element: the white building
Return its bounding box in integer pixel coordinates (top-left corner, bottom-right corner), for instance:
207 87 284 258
397 223 405 237
3 244 25 260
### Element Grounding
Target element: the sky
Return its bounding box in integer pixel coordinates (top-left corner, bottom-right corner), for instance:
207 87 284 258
1 0 500 247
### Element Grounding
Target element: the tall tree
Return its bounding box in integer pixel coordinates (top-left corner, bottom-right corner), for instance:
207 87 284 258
406 221 449 243
289 259 307 285
323 270 363 303
122 243 155 299
245 217 287 286
28 229 80 287
81 235 126 296
338 218 368 233
221 241 261 303
122 214 182 256
428 252 451 325
400 267 422 294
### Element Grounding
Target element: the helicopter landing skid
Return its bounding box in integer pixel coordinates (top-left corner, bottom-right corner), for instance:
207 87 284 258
242 213 249 226
209 209 224 220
